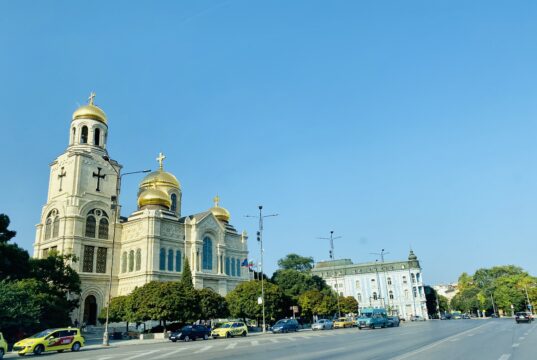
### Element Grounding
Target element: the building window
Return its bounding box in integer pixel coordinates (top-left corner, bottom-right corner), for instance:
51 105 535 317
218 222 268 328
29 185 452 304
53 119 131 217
83 245 95 272
171 194 177 212
81 126 88 144
45 218 53 240
50 246 57 253
72 127 76 143
168 249 174 271
98 218 109 239
85 216 96 238
416 273 421 283
94 128 100 146
357 293 362 302
135 249 141 271
411 273 416 283
202 237 213 270
413 287 417 298
96 247 107 273
231 258 236 276
42 248 49 258
52 216 60 238
175 250 181 272
225 257 230 275
121 252 127 273
389 290 394 300
236 258 240 277
387 277 392 285
44 209 59 240
355 280 360 288
373 292 378 300
128 250 135 272
404 289 409 299
402 276 407 284
159 248 166 270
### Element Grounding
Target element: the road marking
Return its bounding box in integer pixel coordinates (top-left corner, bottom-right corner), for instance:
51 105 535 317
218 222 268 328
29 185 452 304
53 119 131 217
152 348 187 359
250 340 259 346
449 339 459 342
388 322 492 360
194 346 212 353
269 338 279 343
498 355 511 360
512 343 519 348
225 342 237 349
467 334 474 337
285 336 297 341
519 336 525 340
124 350 160 360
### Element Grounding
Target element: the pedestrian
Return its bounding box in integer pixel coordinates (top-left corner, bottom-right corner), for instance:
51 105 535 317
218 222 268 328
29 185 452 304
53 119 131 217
74 319 79 328
81 321 87 332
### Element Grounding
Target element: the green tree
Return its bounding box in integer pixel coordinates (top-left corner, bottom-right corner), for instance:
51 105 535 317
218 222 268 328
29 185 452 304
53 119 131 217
339 296 358 315
198 288 229 320
181 257 193 289
271 269 332 302
438 295 449 313
277 253 314 272
98 296 132 331
0 214 30 280
226 280 285 324
0 279 42 341
0 214 16 244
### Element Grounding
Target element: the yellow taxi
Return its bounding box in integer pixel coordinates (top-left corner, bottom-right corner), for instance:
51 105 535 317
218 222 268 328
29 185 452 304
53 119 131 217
211 322 248 338
13 328 84 356
333 317 354 329
0 332 8 359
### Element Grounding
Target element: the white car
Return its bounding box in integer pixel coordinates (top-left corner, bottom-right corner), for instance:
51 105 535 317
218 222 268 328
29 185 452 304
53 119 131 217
312 319 334 330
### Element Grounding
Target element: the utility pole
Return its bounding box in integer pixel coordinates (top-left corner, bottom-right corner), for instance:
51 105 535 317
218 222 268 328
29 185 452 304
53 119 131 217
317 231 342 317
371 249 390 311
246 206 278 333
524 286 533 315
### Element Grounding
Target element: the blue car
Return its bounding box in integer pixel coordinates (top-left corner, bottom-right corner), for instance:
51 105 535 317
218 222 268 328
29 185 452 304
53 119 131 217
271 319 299 333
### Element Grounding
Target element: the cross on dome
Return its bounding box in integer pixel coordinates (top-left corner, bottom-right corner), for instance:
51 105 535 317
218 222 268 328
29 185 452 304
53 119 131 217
156 152 166 170
213 195 220 207
88 91 96 105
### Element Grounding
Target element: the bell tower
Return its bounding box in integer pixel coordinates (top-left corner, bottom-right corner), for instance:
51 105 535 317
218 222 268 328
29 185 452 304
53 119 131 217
34 93 122 325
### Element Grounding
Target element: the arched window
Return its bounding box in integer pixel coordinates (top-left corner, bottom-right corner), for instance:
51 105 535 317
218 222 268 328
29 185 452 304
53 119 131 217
159 248 166 270
225 257 230 275
72 127 76 144
94 128 100 146
387 277 392 285
171 194 177 212
202 237 213 270
81 126 88 144
98 218 109 239
389 290 394 300
404 289 409 299
128 250 134 272
85 216 96 238
168 249 173 271
135 249 141 271
45 217 53 240
355 280 361 288
357 293 362 302
416 273 421 283
373 292 378 300
402 276 407 284
236 259 240 277
231 258 236 276
175 250 182 272
121 252 127 273
52 216 60 238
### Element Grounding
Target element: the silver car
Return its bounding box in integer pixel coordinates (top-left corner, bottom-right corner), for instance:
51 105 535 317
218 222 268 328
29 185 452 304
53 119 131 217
312 319 334 330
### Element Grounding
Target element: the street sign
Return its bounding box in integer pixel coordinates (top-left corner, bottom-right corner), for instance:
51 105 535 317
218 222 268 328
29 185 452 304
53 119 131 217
258 296 263 305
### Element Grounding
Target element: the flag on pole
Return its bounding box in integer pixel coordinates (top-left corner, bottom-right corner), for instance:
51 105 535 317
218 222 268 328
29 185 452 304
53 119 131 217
241 258 248 267
248 261 254 269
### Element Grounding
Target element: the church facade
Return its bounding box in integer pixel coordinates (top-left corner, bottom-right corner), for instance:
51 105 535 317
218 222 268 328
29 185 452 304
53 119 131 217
33 95 249 325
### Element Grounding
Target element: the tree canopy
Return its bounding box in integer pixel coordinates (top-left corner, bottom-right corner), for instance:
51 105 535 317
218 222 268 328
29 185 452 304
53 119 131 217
277 253 314 272
226 280 285 323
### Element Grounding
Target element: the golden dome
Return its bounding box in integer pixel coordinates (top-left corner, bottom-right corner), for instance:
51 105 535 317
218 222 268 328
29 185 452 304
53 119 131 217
137 188 171 208
139 152 180 191
72 92 107 124
210 195 231 223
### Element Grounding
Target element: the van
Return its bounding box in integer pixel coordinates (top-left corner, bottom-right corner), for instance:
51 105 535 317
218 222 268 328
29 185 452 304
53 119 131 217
356 308 388 329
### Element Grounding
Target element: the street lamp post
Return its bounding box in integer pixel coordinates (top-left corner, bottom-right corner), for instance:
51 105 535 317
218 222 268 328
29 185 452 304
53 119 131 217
246 206 278 333
101 155 150 346
524 286 533 315
317 231 342 318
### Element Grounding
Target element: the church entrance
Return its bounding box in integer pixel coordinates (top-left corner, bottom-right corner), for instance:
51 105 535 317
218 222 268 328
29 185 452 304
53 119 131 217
83 295 98 325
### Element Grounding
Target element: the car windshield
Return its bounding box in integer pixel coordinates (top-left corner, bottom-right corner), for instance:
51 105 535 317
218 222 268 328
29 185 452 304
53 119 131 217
220 323 232 328
182 326 192 331
29 329 55 339
317 320 325 323
361 313 373 318
275 320 288 325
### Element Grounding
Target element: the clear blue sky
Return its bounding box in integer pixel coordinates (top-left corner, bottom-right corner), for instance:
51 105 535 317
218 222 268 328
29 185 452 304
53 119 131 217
1 0 536 284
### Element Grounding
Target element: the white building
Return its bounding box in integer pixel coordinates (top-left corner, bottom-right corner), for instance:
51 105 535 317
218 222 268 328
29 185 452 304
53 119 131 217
433 283 459 302
311 251 428 320
33 94 249 325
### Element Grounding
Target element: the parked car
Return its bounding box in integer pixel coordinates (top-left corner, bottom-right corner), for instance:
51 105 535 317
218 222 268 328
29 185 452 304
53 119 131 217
312 319 334 330
357 308 388 329
462 314 471 319
271 319 299 333
333 317 354 329
387 316 400 327
170 325 211 342
410 315 426 321
12 328 84 356
0 332 7 359
515 312 533 324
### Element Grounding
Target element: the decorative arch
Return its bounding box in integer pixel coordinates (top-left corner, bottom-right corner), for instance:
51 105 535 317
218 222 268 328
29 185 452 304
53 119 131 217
121 251 127 273
171 193 177 212
44 209 60 240
135 249 141 271
159 248 166 270
167 249 173 271
85 209 109 239
175 250 182 272
81 126 88 144
128 250 134 272
94 127 101 146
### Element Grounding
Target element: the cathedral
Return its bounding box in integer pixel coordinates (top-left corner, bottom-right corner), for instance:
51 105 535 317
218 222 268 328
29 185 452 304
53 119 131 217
33 94 249 325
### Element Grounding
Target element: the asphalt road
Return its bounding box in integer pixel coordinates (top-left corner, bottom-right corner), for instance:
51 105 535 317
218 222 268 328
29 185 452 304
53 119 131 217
5 318 535 360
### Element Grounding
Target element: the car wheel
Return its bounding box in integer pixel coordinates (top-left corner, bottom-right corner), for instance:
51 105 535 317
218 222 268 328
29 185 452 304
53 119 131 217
184 336 190 342
241 331 247 337
204 334 209 340
71 342 81 352
171 339 177 343
57 350 64 353
226 332 231 339
33 345 45 355
0 348 4 359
